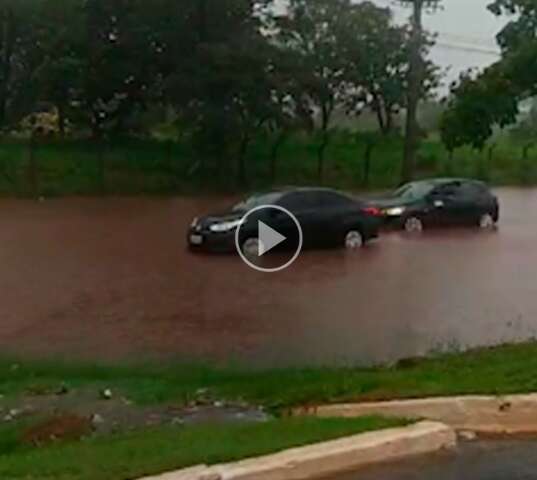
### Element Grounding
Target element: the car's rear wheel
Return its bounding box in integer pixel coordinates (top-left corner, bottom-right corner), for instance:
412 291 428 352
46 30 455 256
478 213 495 230
344 229 364 251
404 216 423 233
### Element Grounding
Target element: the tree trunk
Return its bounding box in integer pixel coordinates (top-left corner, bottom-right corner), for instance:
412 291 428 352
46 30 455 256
270 130 287 184
317 106 331 183
487 144 496 164
58 104 66 137
523 143 533 161
28 137 38 198
0 8 14 127
363 141 375 187
97 142 106 193
237 134 250 187
401 0 425 185
317 131 329 183
372 94 386 134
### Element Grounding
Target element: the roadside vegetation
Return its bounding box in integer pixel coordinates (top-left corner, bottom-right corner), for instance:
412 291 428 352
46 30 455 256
0 417 406 480
4 342 537 410
2 132 537 197
0 0 535 197
2 342 537 478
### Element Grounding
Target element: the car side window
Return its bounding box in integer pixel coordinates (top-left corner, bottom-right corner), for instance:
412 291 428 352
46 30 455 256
432 183 460 198
315 191 353 208
459 182 487 199
278 192 316 212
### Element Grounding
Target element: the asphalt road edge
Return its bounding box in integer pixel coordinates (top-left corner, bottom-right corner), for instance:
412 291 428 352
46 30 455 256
139 421 456 480
299 394 537 435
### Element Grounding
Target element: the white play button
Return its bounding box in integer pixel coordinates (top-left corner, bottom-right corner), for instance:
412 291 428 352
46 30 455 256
235 205 303 273
258 221 286 256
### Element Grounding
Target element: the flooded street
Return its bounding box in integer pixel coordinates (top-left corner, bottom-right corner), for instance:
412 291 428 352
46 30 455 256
2 188 537 366
330 440 537 480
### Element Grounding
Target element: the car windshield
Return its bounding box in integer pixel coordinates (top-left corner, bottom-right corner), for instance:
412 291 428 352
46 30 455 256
393 182 435 200
232 192 283 212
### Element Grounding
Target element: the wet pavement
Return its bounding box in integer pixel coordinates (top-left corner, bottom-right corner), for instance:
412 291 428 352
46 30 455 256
2 188 537 366
330 440 537 480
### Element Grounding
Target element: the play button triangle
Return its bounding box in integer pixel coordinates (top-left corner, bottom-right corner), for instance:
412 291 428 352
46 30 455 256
258 221 286 256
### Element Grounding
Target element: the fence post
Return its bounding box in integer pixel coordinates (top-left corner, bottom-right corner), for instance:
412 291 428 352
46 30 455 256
28 137 39 199
97 140 106 193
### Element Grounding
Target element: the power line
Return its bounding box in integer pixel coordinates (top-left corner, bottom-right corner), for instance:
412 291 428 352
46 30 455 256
435 42 500 57
437 32 498 49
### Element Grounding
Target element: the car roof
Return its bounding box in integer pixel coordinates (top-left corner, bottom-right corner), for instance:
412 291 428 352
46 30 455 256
250 187 343 197
410 178 486 187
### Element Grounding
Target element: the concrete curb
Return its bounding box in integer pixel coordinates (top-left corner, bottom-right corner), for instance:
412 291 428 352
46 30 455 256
300 394 537 435
138 421 455 480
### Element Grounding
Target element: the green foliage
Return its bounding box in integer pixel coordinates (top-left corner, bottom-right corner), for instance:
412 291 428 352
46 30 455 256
441 68 519 151
0 417 406 480
3 342 537 410
441 0 537 151
0 0 444 186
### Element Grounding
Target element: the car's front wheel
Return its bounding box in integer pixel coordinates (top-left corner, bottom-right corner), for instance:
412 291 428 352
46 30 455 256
344 229 364 251
241 237 262 258
403 216 424 233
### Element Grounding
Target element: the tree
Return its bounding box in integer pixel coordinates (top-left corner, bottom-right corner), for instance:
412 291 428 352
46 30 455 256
441 68 518 153
163 0 275 186
397 0 441 184
276 0 354 181
343 3 410 135
440 0 537 152
0 0 54 128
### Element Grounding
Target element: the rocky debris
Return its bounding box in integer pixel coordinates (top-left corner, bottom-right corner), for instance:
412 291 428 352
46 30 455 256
55 384 70 396
100 389 113 400
21 414 94 447
0 387 269 435
3 407 33 422
3 408 22 422
458 430 478 441
91 413 105 427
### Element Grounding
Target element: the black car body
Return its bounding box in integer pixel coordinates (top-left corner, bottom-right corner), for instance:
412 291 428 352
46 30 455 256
188 188 382 253
369 178 499 232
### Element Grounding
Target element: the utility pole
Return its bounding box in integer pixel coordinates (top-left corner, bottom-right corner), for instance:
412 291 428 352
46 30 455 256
401 0 425 185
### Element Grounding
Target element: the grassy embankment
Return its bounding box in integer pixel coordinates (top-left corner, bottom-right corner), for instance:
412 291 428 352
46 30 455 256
0 132 535 197
0 417 405 480
1 342 537 479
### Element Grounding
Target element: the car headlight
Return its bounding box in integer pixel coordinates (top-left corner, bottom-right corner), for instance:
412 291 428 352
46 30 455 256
385 207 406 216
209 219 242 233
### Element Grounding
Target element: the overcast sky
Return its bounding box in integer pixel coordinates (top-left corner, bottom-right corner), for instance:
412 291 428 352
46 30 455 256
382 0 507 87
275 0 509 88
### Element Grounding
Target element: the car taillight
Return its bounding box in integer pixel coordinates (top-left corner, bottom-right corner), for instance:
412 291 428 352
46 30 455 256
362 207 382 216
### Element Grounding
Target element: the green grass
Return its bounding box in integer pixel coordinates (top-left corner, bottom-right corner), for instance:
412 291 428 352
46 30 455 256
3 342 537 479
4 342 537 411
0 132 535 196
0 417 407 480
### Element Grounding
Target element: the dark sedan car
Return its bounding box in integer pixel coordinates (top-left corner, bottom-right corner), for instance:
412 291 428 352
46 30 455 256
369 178 499 233
188 187 382 254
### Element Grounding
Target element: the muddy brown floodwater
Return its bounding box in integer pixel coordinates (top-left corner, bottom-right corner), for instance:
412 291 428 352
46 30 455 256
1 188 537 367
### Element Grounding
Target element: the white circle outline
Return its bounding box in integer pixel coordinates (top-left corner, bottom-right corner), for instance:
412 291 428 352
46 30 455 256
235 204 303 273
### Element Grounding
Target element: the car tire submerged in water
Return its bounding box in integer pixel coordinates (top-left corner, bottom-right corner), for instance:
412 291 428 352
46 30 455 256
344 229 364 251
478 213 495 230
242 237 262 258
404 216 424 233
